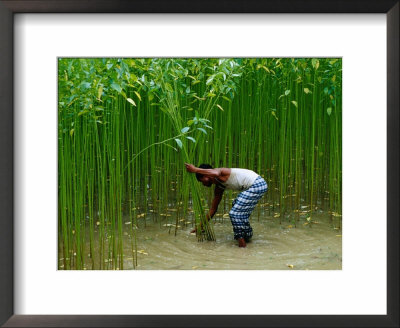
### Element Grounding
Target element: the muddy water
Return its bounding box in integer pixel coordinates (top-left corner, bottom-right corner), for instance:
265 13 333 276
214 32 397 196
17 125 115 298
131 215 341 270
61 211 341 270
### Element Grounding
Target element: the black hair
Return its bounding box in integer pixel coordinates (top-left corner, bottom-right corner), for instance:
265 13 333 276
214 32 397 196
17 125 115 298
195 164 213 181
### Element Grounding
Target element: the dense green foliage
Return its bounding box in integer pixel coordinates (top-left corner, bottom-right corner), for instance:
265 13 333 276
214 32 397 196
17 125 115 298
58 58 342 270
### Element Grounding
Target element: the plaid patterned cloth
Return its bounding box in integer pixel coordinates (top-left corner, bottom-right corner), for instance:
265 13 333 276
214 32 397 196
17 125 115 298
229 176 268 240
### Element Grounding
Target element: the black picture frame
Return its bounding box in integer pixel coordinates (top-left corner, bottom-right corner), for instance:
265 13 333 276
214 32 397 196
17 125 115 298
0 1 398 327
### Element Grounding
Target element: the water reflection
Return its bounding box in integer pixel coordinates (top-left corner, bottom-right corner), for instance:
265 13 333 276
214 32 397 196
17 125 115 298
59 211 342 270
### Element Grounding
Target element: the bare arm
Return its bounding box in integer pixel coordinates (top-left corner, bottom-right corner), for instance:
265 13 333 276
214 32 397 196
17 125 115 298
190 186 224 233
185 163 231 181
185 163 221 178
207 185 224 219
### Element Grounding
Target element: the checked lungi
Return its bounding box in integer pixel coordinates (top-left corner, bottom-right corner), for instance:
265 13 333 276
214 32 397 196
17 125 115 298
229 176 268 240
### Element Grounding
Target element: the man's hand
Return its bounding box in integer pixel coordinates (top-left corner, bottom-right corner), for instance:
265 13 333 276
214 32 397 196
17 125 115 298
189 214 211 234
185 163 197 173
190 226 204 234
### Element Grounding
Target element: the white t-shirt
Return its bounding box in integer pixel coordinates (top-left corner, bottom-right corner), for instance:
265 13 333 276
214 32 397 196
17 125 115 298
218 168 259 191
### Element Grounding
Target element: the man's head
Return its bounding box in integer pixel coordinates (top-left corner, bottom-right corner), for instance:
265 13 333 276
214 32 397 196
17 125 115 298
196 163 214 187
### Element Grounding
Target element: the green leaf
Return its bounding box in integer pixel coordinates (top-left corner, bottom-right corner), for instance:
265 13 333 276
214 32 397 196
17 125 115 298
80 82 91 90
197 128 207 135
216 104 224 111
186 137 196 143
257 64 270 73
192 95 205 101
164 83 173 92
291 101 298 108
312 58 319 70
97 85 103 99
187 120 194 126
70 128 74 137
311 58 317 68
174 138 183 149
134 91 142 101
326 107 332 116
78 110 89 116
110 83 122 93
284 90 291 96
206 75 214 85
127 98 136 106
181 127 190 133
303 87 311 94
106 63 113 70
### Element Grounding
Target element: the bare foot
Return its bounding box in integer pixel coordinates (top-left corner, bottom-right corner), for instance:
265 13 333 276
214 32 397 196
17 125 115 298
238 237 246 248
